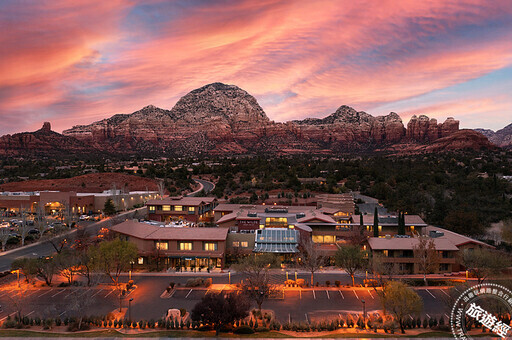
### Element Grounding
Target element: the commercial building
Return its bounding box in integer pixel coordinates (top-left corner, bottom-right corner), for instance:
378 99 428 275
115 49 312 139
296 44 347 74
0 190 158 215
111 220 228 269
360 214 428 237
146 196 218 223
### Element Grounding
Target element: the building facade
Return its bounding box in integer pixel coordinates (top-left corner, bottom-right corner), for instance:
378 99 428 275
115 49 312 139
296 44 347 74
146 196 217 223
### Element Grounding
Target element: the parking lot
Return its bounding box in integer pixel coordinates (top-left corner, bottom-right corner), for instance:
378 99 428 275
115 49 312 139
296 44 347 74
0 273 456 324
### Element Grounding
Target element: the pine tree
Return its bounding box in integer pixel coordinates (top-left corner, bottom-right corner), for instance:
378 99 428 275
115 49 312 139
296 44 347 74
397 211 406 235
373 207 379 237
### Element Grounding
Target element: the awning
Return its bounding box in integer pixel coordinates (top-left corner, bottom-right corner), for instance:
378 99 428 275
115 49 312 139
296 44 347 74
254 243 298 253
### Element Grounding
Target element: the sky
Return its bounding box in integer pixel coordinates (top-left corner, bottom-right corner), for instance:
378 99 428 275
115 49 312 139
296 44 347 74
1 0 511 135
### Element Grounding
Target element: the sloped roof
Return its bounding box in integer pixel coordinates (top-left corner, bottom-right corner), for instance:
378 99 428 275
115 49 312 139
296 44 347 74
146 196 216 206
368 236 458 251
361 214 426 226
111 220 228 241
425 226 493 248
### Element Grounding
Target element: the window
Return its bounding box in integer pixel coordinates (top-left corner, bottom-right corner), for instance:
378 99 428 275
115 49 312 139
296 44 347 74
232 241 240 247
241 241 248 248
138 257 144 265
439 263 449 271
174 205 183 212
265 217 288 227
383 250 389 257
156 242 168 250
188 206 195 212
149 206 155 212
179 242 192 250
162 205 171 211
204 242 217 251
312 235 335 243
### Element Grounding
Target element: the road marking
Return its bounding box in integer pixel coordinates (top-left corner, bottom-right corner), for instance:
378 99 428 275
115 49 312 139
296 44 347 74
426 313 431 319
104 289 115 298
338 290 344 299
91 289 103 298
299 289 302 299
353 290 359 299
425 289 436 299
326 290 330 299
367 289 374 299
441 289 450 297
37 289 53 298
26 310 35 316
59 311 67 317
454 287 460 293
409 314 414 320
305 313 309 322
312 289 316 299
185 289 193 298
445 313 450 319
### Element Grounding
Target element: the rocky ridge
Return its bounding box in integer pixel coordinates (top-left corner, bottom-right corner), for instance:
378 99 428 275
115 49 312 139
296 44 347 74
475 123 512 149
0 83 497 158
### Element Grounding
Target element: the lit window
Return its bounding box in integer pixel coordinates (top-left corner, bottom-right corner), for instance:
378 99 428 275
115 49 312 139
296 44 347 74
162 205 171 211
241 241 248 248
188 206 195 212
204 242 217 251
378 225 382 232
383 250 388 257
232 241 240 247
149 206 156 212
179 242 192 250
138 257 144 265
156 242 168 250
312 235 323 243
175 205 183 212
324 235 335 243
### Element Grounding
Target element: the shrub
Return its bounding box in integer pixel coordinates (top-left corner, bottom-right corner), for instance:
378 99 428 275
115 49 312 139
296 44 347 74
197 325 212 331
204 278 212 287
423 318 428 328
334 280 341 287
255 327 269 332
296 278 305 287
325 280 330 287
166 287 172 293
169 282 175 289
179 308 186 317
234 325 255 334
285 279 295 286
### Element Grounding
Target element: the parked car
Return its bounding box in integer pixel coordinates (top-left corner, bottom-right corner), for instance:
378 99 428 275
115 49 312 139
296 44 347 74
28 229 39 235
79 215 90 221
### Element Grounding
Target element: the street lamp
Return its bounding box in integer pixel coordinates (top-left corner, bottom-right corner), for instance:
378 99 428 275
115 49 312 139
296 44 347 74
128 298 133 321
361 299 366 328
295 271 297 281
228 270 231 285
286 271 289 281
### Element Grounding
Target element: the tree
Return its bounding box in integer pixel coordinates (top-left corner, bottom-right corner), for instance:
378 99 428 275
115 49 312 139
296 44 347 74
298 238 325 286
11 258 37 283
460 248 508 284
89 238 137 286
157 180 165 199
55 250 79 284
0 227 10 252
191 292 250 335
334 244 366 286
19 207 32 247
380 281 423 333
369 252 399 286
35 256 57 286
412 236 440 286
103 198 116 216
397 212 405 235
233 253 278 311
373 207 379 237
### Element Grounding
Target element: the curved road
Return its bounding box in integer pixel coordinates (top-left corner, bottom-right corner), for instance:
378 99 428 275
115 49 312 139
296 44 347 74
189 178 215 196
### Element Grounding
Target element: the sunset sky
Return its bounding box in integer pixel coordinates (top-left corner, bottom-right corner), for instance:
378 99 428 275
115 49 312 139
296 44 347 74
1 0 511 135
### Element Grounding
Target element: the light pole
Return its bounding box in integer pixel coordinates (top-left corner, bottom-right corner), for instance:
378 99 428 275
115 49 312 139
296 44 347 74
228 271 231 285
128 298 133 321
286 271 289 281
361 299 366 328
295 271 297 281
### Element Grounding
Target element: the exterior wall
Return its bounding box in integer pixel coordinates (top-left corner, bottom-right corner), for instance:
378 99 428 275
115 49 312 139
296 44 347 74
369 249 458 274
217 219 237 229
0 196 36 212
226 233 255 253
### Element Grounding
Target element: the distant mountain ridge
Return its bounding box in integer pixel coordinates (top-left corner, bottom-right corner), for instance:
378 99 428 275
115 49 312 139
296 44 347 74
475 123 512 149
0 83 497 158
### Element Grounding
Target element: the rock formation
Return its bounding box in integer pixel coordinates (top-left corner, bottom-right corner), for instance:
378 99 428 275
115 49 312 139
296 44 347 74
475 123 512 149
0 83 497 158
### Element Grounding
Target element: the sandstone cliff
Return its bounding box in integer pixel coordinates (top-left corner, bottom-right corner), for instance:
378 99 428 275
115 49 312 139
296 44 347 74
0 83 496 158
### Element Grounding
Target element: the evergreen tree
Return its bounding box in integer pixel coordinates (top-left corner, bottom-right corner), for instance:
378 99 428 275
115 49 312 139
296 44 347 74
103 198 116 216
373 207 379 237
397 211 406 235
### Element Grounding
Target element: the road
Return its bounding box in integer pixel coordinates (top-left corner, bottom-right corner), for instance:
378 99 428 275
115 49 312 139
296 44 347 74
189 178 215 196
0 208 145 272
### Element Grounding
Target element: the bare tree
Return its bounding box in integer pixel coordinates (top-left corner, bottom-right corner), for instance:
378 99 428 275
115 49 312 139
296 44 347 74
413 236 440 286
68 275 102 330
0 226 10 252
56 249 80 284
298 238 325 286
460 248 509 284
34 203 48 239
18 207 32 247
7 285 28 325
334 244 366 286
157 180 165 199
233 253 278 311
369 252 400 286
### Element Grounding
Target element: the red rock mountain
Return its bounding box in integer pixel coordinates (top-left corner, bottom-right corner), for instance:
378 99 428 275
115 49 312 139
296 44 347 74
0 83 495 158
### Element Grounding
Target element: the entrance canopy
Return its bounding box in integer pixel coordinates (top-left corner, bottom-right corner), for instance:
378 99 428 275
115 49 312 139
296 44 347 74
254 228 299 253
